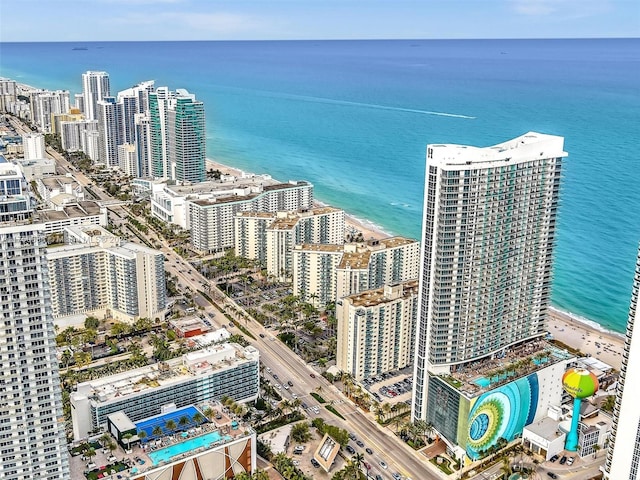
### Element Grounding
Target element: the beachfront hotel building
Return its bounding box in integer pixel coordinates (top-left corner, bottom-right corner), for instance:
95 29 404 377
291 236 419 308
46 225 166 322
148 87 206 182
604 245 640 480
70 343 260 441
82 70 110 121
151 176 313 253
234 206 345 278
0 163 70 478
411 132 568 459
336 280 419 381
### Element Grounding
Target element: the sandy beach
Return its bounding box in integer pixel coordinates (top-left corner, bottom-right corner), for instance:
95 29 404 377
207 158 626 370
548 307 625 370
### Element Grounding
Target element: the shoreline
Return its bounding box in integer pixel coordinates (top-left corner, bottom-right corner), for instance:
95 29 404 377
8 78 628 369
206 158 388 241
207 157 628 368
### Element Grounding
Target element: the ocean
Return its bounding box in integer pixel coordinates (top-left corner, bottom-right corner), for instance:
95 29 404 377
1 39 638 334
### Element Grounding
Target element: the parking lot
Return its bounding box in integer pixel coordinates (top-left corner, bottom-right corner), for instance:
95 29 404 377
362 368 413 406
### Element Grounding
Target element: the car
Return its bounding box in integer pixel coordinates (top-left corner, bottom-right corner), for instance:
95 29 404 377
365 448 373 455
363 462 372 470
349 433 356 440
292 460 300 466
346 445 355 454
547 473 558 479
259 333 265 338
266 367 272 373
302 403 308 409
566 456 574 466
549 455 559 462
356 440 365 448
283 384 289 390
392 473 402 480
311 458 320 468
292 393 298 399
376 476 384 480
86 463 97 469
559 456 567 465
288 380 294 387
274 383 281 389
310 373 316 378
273 374 279 380
379 460 388 469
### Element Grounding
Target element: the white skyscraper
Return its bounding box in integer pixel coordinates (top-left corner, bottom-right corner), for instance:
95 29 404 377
96 96 123 167
603 245 640 480
412 132 567 422
0 163 70 479
22 132 46 159
81 70 110 121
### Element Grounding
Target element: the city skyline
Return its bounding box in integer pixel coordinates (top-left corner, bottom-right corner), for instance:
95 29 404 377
0 0 638 42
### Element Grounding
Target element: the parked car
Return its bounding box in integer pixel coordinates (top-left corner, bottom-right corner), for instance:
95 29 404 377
566 456 574 465
288 380 294 387
356 440 365 448
311 458 320 468
547 473 558 479
549 455 559 462
365 448 373 455
379 460 388 469
346 445 355 454
559 456 567 465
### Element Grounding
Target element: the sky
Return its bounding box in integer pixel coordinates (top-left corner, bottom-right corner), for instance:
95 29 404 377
0 0 638 42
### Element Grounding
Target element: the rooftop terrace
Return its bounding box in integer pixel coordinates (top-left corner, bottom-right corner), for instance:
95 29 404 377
75 344 258 405
441 339 574 398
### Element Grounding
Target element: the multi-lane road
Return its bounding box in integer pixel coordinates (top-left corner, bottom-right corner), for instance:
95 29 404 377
14 119 442 479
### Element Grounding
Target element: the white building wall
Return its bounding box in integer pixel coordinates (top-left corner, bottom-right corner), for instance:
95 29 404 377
604 247 640 480
22 132 46 159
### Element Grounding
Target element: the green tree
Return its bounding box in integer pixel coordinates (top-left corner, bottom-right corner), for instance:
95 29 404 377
84 316 100 330
152 426 163 438
291 422 311 443
165 419 177 433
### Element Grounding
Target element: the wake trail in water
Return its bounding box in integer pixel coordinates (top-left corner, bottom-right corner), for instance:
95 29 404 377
213 84 476 119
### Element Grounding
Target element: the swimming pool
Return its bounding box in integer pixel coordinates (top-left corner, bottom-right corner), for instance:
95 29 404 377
135 406 205 440
148 431 231 465
474 377 492 388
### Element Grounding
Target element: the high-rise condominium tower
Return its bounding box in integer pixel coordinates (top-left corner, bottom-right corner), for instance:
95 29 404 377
0 163 70 478
412 132 567 422
149 88 205 182
603 245 640 480
81 70 110 121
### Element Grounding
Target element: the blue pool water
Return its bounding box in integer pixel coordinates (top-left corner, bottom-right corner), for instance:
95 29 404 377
474 377 492 388
135 406 204 440
148 431 231 465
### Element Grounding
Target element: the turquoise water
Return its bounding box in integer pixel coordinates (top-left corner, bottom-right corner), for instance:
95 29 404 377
474 377 492 388
147 431 230 465
1 39 638 333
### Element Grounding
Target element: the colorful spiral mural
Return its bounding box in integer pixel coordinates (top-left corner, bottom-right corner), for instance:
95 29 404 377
466 374 539 459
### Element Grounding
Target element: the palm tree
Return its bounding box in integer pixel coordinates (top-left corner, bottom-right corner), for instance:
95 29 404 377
152 426 163 439
137 430 147 444
192 412 204 425
203 407 214 420
178 415 190 430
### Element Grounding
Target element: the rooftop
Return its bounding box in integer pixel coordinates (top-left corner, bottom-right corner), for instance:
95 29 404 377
295 243 345 253
428 131 567 167
338 249 371 270
269 206 342 230
442 340 575 398
73 344 259 406
345 280 419 308
37 200 103 221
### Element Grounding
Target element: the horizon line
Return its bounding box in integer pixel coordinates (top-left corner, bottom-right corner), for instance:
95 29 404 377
1 36 639 44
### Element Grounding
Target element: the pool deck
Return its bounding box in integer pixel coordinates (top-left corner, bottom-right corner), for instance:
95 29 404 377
68 403 250 480
443 339 574 397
